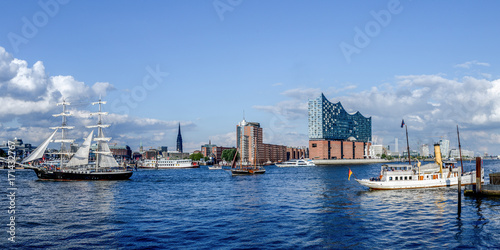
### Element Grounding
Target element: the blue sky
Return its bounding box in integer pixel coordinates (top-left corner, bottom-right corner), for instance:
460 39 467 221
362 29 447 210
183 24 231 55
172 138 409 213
1 0 500 155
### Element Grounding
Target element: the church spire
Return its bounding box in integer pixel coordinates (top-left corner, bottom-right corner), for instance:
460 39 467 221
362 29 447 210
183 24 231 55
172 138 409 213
176 123 183 153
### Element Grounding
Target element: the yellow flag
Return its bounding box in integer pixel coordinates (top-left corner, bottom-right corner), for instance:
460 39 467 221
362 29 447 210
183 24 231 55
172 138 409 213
348 168 353 180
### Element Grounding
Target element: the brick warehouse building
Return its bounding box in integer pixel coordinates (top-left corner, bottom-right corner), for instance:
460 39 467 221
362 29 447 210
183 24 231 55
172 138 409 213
308 93 371 160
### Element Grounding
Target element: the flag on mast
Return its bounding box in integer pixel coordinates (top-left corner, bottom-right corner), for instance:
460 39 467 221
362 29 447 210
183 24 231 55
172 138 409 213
401 119 405 128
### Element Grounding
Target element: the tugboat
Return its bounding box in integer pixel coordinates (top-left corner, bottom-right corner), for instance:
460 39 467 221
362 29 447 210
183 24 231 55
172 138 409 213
23 99 133 180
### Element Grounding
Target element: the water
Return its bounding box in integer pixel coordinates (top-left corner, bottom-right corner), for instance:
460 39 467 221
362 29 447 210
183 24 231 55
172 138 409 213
2 161 500 249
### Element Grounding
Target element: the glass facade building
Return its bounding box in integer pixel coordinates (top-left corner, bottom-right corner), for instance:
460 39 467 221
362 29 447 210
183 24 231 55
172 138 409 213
308 93 371 142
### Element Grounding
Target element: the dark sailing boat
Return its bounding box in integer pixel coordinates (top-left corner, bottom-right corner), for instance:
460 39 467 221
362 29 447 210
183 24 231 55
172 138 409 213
23 99 132 180
230 147 266 175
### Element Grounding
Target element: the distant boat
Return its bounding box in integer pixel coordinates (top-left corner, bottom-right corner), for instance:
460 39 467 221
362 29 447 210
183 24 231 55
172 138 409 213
140 159 199 169
230 148 265 175
208 165 222 170
275 159 315 167
23 99 133 180
356 144 483 190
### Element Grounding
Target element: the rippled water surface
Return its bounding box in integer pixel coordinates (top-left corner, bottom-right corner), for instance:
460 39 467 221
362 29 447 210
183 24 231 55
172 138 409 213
2 160 500 249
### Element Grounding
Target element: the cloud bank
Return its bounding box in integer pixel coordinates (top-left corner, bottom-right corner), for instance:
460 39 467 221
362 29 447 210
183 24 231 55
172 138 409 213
255 74 500 155
0 46 192 151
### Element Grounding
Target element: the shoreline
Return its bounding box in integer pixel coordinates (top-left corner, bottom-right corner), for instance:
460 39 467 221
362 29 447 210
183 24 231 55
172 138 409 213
312 159 390 165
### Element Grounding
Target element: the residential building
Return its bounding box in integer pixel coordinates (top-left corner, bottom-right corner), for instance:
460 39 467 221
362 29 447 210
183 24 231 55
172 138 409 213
201 141 233 163
236 119 289 164
439 139 450 158
420 144 430 158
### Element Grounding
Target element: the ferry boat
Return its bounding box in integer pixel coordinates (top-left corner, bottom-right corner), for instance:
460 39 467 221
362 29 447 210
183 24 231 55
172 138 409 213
140 159 199 169
275 159 315 167
22 99 133 180
356 144 483 190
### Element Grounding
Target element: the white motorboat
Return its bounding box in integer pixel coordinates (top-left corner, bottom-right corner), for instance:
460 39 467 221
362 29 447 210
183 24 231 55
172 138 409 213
275 159 315 167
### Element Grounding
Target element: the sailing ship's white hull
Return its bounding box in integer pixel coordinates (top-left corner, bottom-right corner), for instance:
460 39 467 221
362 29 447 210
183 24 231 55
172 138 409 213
357 171 480 190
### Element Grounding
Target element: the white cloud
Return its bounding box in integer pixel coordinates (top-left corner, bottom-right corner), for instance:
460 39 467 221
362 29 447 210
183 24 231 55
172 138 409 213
454 60 490 69
208 131 236 147
92 82 115 97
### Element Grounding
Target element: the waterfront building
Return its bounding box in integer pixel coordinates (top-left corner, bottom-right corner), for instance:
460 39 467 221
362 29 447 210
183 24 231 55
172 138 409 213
439 139 450 158
1 138 34 160
109 145 132 160
159 146 168 158
236 119 289 164
286 146 309 161
420 144 430 158
92 144 132 160
449 148 474 158
308 93 372 160
369 145 386 158
176 123 183 153
201 141 234 164
403 150 419 158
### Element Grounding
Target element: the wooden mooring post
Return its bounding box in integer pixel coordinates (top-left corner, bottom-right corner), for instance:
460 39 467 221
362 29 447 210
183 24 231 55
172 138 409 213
476 157 482 193
457 125 463 215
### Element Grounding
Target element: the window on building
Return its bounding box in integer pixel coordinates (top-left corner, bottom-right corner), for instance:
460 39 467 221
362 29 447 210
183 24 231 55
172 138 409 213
312 144 317 148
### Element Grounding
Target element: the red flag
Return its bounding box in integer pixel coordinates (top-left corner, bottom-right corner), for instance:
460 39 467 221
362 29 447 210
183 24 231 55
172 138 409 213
348 168 353 180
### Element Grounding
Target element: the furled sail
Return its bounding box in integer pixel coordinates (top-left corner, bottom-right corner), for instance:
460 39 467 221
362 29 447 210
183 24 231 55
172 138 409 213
22 129 58 163
66 130 93 167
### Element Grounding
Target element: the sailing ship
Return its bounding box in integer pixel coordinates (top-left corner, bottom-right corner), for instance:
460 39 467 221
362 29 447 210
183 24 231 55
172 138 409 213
23 99 133 180
230 148 266 175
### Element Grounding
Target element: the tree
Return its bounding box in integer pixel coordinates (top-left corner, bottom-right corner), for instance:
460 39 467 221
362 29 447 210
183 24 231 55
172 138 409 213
221 148 239 162
189 152 204 161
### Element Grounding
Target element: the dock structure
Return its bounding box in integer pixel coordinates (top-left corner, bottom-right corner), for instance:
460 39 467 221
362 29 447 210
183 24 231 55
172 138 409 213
313 159 389 165
465 172 500 196
463 158 500 196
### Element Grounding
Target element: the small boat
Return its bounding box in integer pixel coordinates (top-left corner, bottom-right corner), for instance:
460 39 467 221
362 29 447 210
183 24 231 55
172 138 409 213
208 165 222 170
356 144 483 190
275 159 315 167
23 99 133 181
140 159 199 169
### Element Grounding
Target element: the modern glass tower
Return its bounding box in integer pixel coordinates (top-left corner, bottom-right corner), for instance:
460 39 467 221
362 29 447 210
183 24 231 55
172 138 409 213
176 123 183 153
308 93 371 142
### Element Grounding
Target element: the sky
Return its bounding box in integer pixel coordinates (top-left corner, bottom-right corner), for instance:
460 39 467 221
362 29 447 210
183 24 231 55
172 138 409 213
0 0 500 155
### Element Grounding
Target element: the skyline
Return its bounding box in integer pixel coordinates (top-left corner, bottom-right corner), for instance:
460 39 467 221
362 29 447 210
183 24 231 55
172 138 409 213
1 1 500 154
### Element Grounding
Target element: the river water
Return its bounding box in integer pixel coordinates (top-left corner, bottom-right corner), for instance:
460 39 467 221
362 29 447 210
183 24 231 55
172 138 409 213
1 160 500 249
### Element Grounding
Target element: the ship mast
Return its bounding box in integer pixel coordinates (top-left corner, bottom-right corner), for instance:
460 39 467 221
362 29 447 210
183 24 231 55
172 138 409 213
50 99 74 168
87 98 111 171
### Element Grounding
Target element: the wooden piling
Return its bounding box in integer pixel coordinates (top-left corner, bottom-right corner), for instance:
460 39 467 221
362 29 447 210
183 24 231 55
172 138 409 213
457 125 462 215
476 157 482 193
